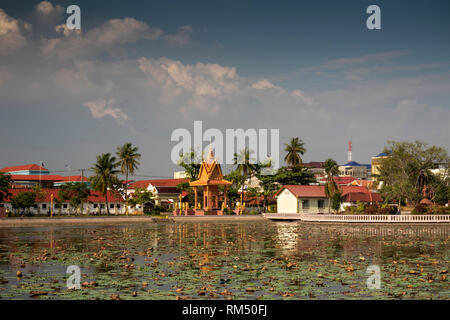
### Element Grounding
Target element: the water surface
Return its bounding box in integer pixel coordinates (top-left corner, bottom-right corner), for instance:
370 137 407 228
0 221 448 299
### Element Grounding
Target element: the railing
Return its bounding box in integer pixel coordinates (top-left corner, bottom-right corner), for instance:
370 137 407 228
263 213 450 223
264 213 303 220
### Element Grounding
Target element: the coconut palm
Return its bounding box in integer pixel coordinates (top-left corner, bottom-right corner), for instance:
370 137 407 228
324 158 340 213
89 153 120 215
284 137 306 167
233 148 257 204
116 143 141 215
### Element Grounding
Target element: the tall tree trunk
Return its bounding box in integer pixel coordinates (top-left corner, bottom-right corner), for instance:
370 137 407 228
105 189 109 215
125 169 128 216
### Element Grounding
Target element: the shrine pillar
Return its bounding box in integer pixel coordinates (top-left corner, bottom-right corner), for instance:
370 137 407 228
194 187 198 209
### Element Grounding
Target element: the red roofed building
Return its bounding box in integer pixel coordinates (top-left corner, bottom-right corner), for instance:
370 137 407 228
1 164 48 175
276 185 381 214
1 188 125 215
127 178 189 209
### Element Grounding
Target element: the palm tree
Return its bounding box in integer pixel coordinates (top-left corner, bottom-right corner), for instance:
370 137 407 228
324 158 340 213
284 137 306 167
89 153 120 215
116 143 141 215
233 148 258 204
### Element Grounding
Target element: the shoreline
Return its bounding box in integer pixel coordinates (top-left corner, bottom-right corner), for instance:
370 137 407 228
0 215 266 227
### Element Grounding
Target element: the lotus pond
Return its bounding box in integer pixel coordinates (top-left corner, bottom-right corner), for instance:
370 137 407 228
0 221 448 300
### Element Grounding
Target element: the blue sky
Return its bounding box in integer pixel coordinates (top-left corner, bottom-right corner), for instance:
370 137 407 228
0 0 449 177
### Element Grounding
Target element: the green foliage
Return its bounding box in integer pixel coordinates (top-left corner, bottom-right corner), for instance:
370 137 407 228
261 166 315 186
379 140 449 205
411 204 428 215
116 142 141 214
434 183 449 205
58 182 90 213
89 153 121 214
144 205 164 215
177 150 202 180
0 172 12 203
128 188 154 207
284 137 306 167
11 191 36 216
331 191 344 213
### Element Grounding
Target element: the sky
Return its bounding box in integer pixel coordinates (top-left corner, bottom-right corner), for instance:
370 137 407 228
0 0 449 178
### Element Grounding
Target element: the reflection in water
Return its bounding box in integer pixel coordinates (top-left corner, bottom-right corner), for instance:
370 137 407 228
0 221 448 299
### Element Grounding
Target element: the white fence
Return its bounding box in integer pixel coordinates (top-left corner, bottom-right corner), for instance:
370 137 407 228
264 213 450 223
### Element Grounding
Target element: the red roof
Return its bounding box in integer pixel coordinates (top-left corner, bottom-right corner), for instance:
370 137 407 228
302 162 325 168
344 192 382 203
276 185 326 198
318 176 358 185
276 185 381 202
59 176 89 182
0 164 48 173
129 178 189 189
3 189 124 203
9 175 65 182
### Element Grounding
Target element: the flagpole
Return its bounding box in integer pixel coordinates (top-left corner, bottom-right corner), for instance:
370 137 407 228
39 161 42 188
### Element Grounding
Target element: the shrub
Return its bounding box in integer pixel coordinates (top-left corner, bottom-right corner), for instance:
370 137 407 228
411 204 427 215
431 206 450 215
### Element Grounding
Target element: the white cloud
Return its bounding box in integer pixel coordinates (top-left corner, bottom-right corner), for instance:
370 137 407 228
164 25 193 47
0 9 27 56
252 79 279 90
139 57 239 100
35 1 64 17
83 99 130 122
41 17 163 60
291 89 313 105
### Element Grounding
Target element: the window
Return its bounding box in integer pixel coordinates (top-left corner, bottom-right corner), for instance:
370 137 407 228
0 204 3 208
63 204 68 209
93 204 98 208
42 204 47 209
302 200 310 209
110 204 114 209
33 204 38 209
116 204 121 208
318 199 325 209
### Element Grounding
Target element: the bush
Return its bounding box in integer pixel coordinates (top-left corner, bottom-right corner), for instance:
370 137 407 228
223 208 233 215
411 204 427 215
145 205 165 215
431 206 450 215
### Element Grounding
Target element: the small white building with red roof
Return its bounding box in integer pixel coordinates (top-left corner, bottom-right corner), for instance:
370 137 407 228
276 185 381 214
127 178 189 209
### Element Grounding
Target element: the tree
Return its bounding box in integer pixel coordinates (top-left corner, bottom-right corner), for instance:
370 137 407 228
234 148 258 203
324 158 340 213
262 166 315 186
434 181 449 205
58 182 90 214
128 187 154 213
89 153 121 215
246 187 261 210
379 141 449 206
0 172 12 204
331 190 344 213
32 185 46 215
11 191 36 216
116 143 141 215
177 150 202 180
284 137 306 167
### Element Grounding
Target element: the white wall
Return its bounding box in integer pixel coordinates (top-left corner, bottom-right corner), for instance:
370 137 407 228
277 189 298 213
